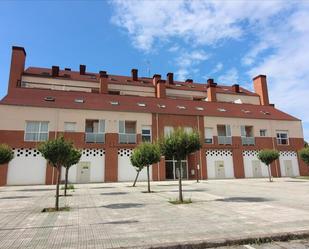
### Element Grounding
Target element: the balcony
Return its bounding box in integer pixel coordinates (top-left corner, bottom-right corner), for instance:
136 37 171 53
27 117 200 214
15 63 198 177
85 133 105 143
218 136 232 145
119 133 136 144
241 137 255 145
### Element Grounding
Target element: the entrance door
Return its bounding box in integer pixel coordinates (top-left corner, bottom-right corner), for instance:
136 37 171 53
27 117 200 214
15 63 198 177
215 160 225 178
284 160 293 177
252 160 262 177
165 161 174 180
77 162 90 183
165 159 188 180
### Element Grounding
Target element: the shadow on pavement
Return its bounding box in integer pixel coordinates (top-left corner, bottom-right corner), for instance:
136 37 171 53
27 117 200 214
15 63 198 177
100 192 128 195
0 196 33 199
102 203 144 209
17 189 53 192
215 197 272 202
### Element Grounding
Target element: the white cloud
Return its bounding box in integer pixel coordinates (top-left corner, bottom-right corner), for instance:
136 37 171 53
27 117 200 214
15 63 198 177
218 68 239 85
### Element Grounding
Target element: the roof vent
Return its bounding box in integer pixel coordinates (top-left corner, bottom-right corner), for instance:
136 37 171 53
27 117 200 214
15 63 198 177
157 104 166 108
74 98 84 103
196 107 204 111
44 96 55 102
177 105 186 110
234 99 243 104
64 68 71 71
217 108 226 112
110 101 119 105
260 110 271 115
185 79 193 84
137 103 146 107
241 109 251 114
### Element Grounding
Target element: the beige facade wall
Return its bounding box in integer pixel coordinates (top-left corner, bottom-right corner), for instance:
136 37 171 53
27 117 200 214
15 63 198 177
0 105 152 133
204 116 303 138
166 88 207 100
108 84 155 97
216 93 260 105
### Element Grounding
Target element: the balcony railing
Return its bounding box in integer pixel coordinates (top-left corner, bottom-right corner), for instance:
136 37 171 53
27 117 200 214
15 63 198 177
218 136 232 145
119 133 136 144
242 137 255 145
85 133 105 143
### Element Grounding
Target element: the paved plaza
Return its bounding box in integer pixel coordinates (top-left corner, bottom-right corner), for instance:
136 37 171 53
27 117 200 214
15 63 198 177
0 178 309 249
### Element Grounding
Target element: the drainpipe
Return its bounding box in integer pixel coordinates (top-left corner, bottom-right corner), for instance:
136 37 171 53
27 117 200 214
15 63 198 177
270 120 279 177
197 116 203 179
156 113 160 181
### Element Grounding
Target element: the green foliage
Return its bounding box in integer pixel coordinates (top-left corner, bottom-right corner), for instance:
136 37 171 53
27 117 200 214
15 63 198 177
169 198 192 204
305 141 308 148
38 137 73 168
299 147 309 166
0 144 14 165
130 142 161 170
159 128 201 161
257 149 279 166
61 184 75 190
63 148 82 169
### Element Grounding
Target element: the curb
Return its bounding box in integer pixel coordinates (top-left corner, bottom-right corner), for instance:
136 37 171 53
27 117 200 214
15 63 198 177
130 230 309 249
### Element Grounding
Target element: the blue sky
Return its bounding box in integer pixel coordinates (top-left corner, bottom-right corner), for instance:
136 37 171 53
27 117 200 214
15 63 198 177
0 0 308 141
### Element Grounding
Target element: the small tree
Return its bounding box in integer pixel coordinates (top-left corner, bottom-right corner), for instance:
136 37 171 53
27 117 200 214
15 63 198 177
160 128 201 202
63 148 81 196
305 141 308 148
299 147 309 166
257 149 279 182
38 137 73 210
130 143 161 192
0 144 14 165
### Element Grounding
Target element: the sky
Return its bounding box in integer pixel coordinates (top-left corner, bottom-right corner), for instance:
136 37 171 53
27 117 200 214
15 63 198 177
0 0 308 141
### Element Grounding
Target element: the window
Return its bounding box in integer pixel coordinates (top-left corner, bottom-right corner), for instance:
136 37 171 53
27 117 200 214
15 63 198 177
217 125 232 145
64 122 76 132
260 129 267 137
276 130 289 145
164 126 174 137
119 121 136 144
241 126 255 145
85 120 105 143
142 126 151 142
205 128 213 144
25 121 49 141
184 127 193 134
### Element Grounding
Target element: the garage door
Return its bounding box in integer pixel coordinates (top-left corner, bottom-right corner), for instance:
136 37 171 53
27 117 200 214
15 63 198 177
7 148 47 185
279 151 300 177
206 150 234 179
118 149 151 181
243 150 269 178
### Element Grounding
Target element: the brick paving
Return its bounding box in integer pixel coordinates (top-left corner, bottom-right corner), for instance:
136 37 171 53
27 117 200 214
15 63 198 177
0 178 309 248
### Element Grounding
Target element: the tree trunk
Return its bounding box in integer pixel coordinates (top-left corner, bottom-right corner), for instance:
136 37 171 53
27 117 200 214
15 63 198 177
267 165 273 182
64 167 69 196
55 165 61 210
147 165 150 193
178 160 183 202
133 171 140 187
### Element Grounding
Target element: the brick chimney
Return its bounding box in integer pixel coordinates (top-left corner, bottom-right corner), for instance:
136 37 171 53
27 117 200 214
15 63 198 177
7 46 26 94
206 78 217 102
152 74 161 86
131 69 138 81
167 72 174 85
156 79 166 98
99 70 108 94
80 64 86 75
253 75 269 106
185 79 193 84
232 84 240 93
51 66 59 77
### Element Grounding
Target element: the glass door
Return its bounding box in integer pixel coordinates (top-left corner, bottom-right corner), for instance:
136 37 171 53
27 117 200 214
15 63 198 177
165 158 188 180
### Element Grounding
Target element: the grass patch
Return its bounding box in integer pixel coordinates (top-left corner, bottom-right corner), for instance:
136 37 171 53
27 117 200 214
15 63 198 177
42 206 70 212
61 184 75 190
169 198 192 205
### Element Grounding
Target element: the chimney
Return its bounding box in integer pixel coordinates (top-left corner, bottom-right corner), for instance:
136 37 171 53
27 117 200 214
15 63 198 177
80 64 86 75
64 68 71 71
156 79 166 98
206 78 217 102
51 66 59 77
152 74 161 86
99 70 108 94
8 46 26 94
166 72 174 85
131 69 138 81
185 79 193 84
253 75 269 106
232 84 240 93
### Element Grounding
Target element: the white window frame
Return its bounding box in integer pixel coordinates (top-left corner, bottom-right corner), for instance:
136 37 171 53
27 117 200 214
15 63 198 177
204 127 213 144
24 121 49 142
276 130 289 145
119 120 137 144
64 122 77 132
141 125 152 142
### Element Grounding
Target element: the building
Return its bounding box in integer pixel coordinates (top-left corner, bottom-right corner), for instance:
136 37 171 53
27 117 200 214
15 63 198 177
0 46 308 186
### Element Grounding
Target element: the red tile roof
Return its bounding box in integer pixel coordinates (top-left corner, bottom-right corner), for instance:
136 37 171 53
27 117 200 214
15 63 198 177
0 87 299 121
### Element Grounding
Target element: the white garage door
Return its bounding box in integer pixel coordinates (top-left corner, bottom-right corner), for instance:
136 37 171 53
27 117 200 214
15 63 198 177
118 149 151 181
279 151 300 177
243 150 269 178
7 148 47 185
206 150 234 179
61 149 105 183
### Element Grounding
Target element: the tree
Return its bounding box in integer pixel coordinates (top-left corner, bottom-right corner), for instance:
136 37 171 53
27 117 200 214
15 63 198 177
130 143 161 192
299 147 309 166
38 137 73 210
160 128 201 202
0 144 14 165
257 149 279 182
63 148 81 196
305 141 308 148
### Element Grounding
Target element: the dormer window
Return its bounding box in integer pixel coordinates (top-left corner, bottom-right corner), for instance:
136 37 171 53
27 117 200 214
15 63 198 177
196 107 204 111
110 101 119 105
241 109 251 114
137 103 146 107
158 104 166 108
218 108 226 112
177 105 186 110
44 96 55 102
74 98 84 103
260 110 271 115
